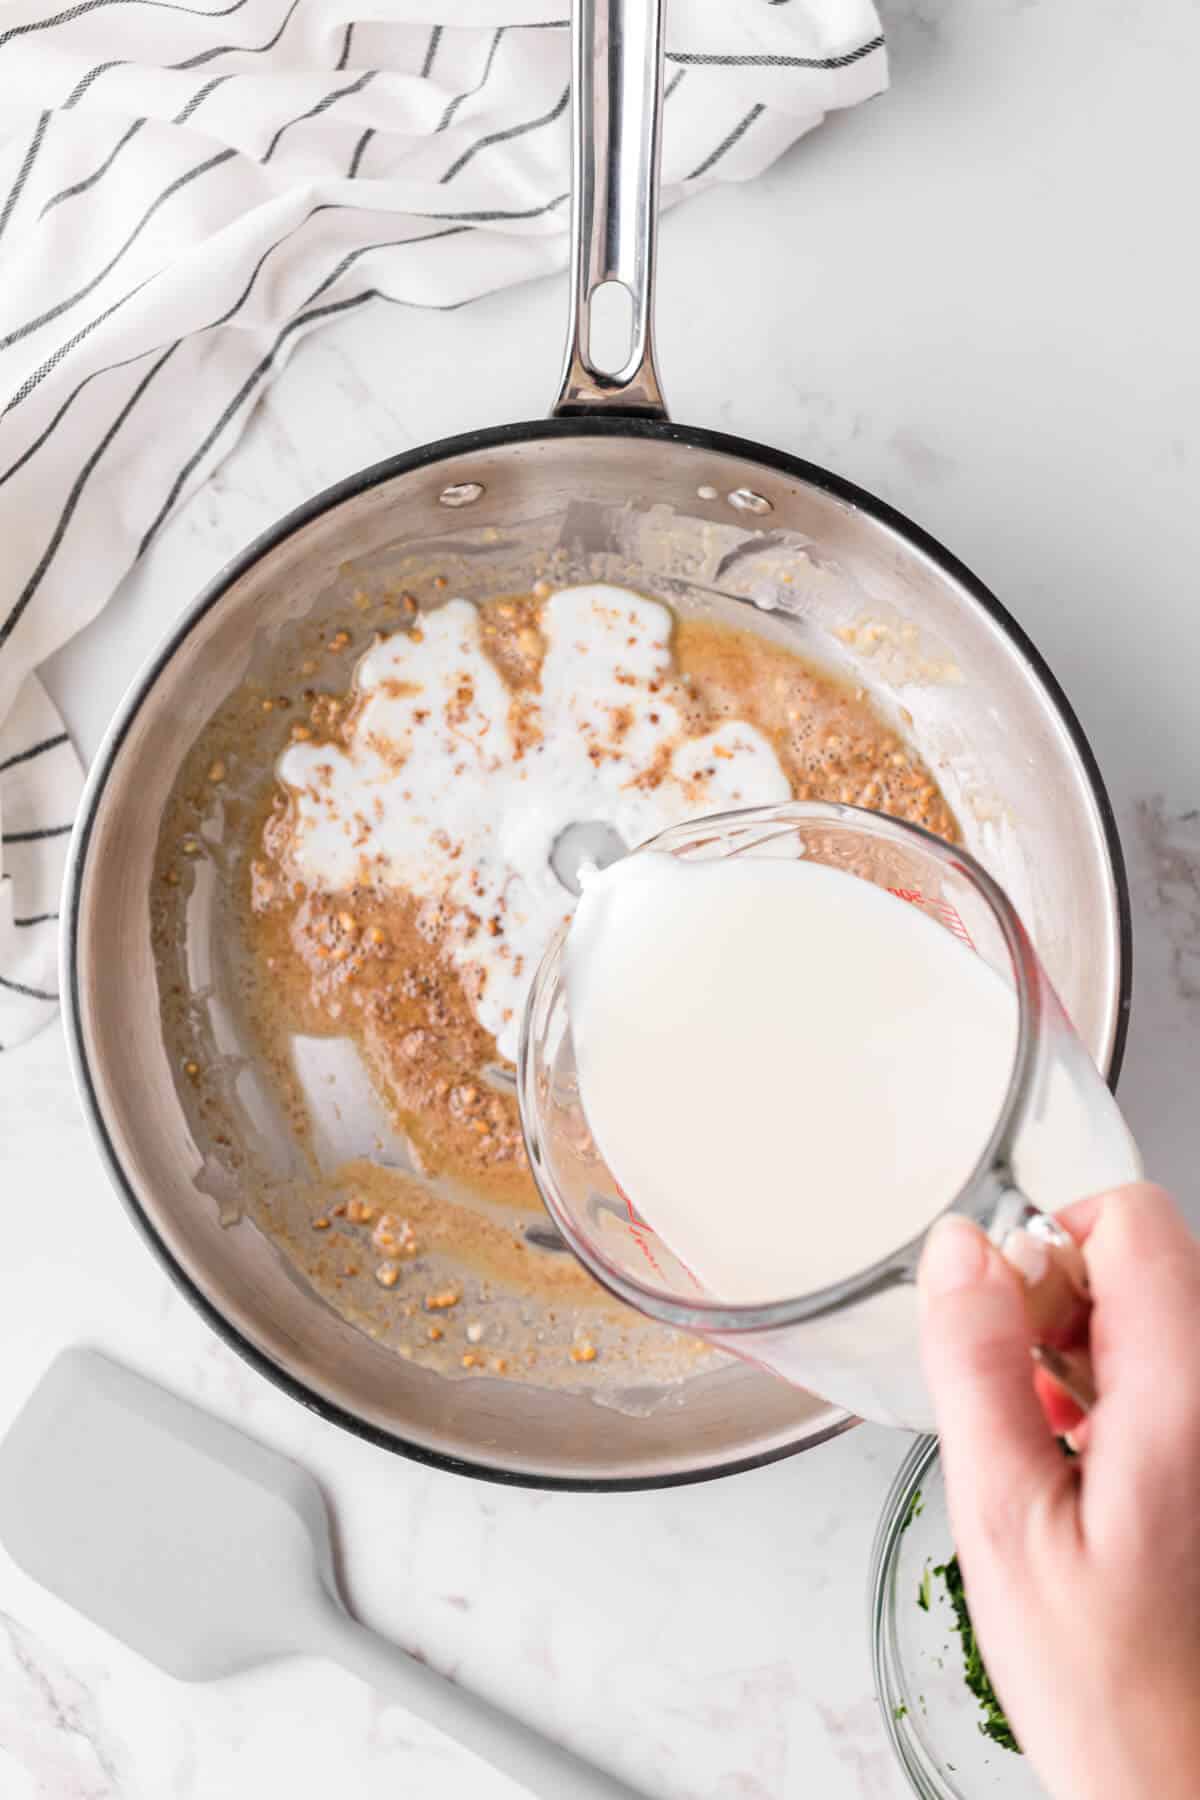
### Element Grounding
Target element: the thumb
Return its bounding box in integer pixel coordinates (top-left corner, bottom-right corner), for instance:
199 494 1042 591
919 1214 1071 1562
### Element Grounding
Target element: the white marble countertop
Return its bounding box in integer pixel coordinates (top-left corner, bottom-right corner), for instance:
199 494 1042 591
4 0 1199 1794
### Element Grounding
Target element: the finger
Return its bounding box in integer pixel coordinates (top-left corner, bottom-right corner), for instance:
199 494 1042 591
1051 1192 1108 1245
1081 1185 1200 1429
1083 1181 1195 1267
919 1215 1073 1562
1063 1417 1091 1454
1002 1226 1089 1349
1033 1362 1087 1437
1019 1187 1183 1440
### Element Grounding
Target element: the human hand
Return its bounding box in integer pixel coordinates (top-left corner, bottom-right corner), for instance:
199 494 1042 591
918 1184 1200 1800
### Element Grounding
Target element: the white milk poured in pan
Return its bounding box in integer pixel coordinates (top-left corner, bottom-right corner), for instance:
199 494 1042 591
275 587 790 1063
566 852 1141 1424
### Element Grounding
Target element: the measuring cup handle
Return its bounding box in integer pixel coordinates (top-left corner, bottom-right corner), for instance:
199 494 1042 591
990 1186 1097 1413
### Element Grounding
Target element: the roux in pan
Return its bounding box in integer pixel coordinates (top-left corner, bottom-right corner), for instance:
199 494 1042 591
217 583 956 1392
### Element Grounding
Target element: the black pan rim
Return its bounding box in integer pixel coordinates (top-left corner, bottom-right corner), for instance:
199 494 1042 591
62 412 1132 1490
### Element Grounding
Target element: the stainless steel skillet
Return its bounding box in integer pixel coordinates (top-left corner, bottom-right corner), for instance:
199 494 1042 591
63 0 1130 1488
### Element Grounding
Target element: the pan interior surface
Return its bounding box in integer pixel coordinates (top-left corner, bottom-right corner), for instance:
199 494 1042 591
68 423 1125 1486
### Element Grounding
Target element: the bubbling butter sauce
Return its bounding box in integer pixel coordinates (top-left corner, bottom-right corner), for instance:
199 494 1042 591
157 579 958 1401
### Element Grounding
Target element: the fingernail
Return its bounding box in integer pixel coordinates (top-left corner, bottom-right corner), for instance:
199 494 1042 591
919 1215 990 1297
1000 1226 1049 1287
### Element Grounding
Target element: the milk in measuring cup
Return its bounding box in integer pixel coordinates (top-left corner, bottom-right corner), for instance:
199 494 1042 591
565 852 1140 1425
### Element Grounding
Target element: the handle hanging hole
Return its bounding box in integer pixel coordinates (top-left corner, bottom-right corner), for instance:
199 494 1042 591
585 279 636 377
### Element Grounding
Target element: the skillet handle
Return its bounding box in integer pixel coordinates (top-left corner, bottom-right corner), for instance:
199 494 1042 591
553 0 669 419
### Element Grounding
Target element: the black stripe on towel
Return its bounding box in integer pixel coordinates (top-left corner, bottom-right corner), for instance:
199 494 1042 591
0 973 59 1001
440 82 569 184
0 347 179 650
263 67 377 163
348 128 374 178
666 36 885 70
421 24 442 78
138 231 475 553
0 0 249 55
687 103 765 181
2 822 74 843
0 111 50 246
438 27 506 135
3 273 159 422
41 121 146 218
3 196 348 473
169 0 302 76
174 73 233 124
0 148 237 354
0 732 68 774
61 59 128 107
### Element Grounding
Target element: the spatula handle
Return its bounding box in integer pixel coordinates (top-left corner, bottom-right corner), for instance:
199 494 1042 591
321 1599 646 1800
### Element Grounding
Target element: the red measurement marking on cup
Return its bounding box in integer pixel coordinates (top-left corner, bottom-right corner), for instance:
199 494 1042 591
887 886 977 951
620 1188 650 1230
618 1186 705 1292
618 1186 669 1282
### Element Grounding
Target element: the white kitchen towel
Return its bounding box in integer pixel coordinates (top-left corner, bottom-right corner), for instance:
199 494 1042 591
0 0 886 1046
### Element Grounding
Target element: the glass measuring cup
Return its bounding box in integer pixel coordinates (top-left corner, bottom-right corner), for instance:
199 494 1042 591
517 802 1142 1429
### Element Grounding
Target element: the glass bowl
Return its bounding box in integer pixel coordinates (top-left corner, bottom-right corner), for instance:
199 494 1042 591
870 1437 1049 1799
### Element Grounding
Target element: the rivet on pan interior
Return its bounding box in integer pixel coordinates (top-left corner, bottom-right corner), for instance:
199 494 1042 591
438 482 485 508
696 484 718 500
727 488 772 516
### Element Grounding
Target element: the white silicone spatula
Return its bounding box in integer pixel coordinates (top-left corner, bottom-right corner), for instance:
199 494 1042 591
0 1349 643 1800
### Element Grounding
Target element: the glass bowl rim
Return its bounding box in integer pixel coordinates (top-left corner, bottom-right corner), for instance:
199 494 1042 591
869 1433 966 1800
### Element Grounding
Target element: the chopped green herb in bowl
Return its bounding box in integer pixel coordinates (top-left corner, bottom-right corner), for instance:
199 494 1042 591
872 1438 1050 1798
933 1556 1020 1753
